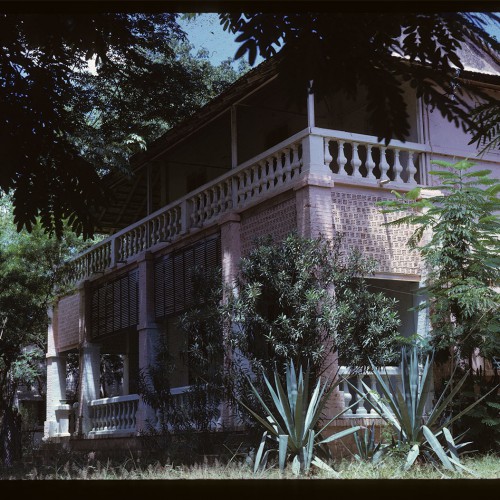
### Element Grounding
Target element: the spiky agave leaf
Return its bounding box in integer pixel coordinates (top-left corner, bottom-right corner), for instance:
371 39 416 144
422 425 455 471
353 346 497 472
404 444 420 470
241 362 362 474
253 431 269 474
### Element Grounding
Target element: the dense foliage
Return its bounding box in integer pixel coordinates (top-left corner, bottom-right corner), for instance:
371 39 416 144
140 267 227 426
242 362 360 476
0 196 90 466
377 160 500 457
72 42 245 175
378 161 500 365
1 13 243 237
452 370 500 453
221 11 499 147
353 346 492 474
2 10 498 237
141 233 403 437
231 233 402 381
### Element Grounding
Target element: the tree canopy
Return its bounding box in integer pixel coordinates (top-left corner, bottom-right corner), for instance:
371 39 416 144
378 161 500 365
0 13 242 237
1 10 499 238
0 195 92 465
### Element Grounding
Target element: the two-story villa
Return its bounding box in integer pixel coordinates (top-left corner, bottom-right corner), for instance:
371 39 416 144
43 45 500 451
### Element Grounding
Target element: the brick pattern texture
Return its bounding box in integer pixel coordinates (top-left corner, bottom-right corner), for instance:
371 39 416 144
56 293 80 351
240 196 297 256
331 190 421 275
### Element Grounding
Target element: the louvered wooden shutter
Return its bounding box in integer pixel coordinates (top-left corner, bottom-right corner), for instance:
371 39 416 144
90 269 139 339
154 234 221 320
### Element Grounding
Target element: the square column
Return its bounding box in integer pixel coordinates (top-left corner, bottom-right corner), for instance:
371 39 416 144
295 134 335 239
219 213 242 429
136 252 160 432
44 307 69 439
77 343 101 435
68 279 103 437
295 135 341 414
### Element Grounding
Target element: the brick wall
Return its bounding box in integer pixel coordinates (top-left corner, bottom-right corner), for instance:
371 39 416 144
331 189 421 276
240 194 297 256
56 293 80 351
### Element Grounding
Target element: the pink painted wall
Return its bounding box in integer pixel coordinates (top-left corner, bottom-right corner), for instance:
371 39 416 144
331 186 422 277
56 293 80 352
424 87 500 181
240 194 297 256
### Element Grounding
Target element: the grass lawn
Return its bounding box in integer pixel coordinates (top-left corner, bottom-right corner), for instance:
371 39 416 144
1 453 499 480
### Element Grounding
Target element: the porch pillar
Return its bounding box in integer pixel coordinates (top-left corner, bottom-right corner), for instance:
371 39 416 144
295 134 334 239
307 80 315 128
219 213 242 429
122 354 130 395
71 279 103 436
136 251 160 432
78 343 101 435
294 138 343 417
44 306 68 439
231 105 238 168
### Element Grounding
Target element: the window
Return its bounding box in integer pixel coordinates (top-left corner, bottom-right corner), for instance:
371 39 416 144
90 269 139 338
154 234 221 320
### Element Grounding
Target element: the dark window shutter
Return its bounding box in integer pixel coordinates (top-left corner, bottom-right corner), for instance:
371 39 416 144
154 259 164 319
128 269 139 326
90 269 139 339
154 234 221 320
184 247 195 309
113 279 121 332
173 252 184 314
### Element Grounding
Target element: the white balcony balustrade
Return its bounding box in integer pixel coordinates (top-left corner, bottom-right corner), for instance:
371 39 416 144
88 394 139 436
339 366 401 418
318 128 426 186
61 128 430 286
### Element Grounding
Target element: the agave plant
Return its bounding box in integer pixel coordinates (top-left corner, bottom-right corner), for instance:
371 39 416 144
240 361 361 475
352 422 387 464
353 346 497 472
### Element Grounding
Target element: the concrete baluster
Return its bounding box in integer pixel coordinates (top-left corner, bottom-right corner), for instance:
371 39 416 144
393 148 403 183
259 160 268 194
365 144 376 179
283 147 292 182
351 142 362 178
379 147 390 182
356 375 368 415
290 143 301 177
407 151 418 185
275 152 284 186
337 140 347 175
342 378 353 416
324 138 333 171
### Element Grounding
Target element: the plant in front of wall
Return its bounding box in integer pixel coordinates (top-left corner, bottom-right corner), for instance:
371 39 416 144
352 346 497 474
377 160 499 373
241 361 361 476
448 366 500 454
352 422 387 464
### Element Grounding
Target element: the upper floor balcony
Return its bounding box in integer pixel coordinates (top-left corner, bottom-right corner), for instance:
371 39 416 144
62 126 430 286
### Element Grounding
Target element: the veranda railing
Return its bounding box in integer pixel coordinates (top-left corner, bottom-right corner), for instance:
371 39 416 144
62 128 428 285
